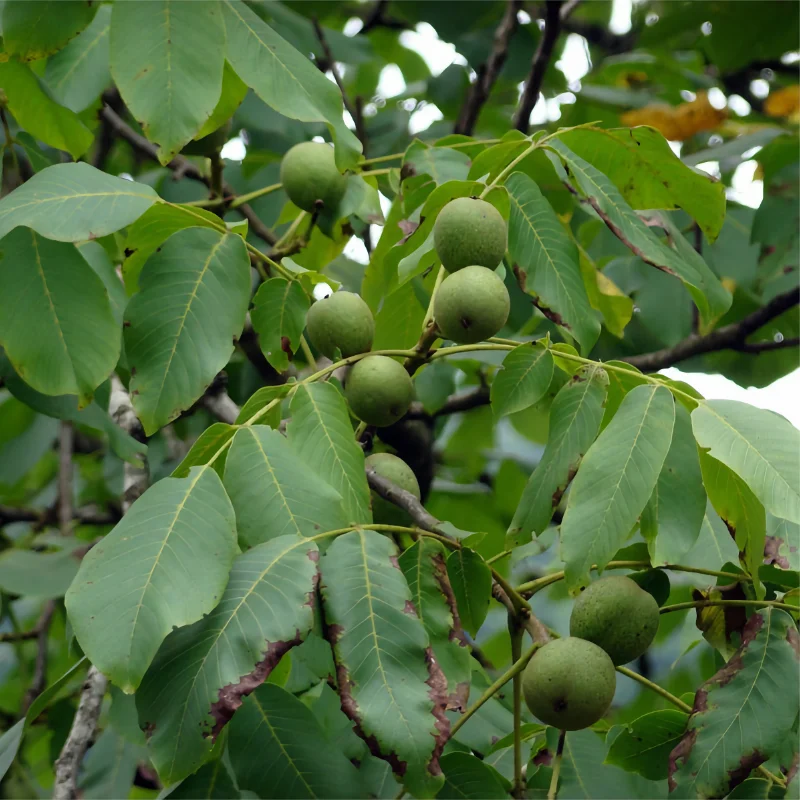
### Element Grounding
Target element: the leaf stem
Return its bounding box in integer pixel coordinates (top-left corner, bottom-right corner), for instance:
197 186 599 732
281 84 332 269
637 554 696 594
615 666 693 713
229 183 282 209
450 642 541 738
479 140 538 198
547 730 566 800
660 599 796 615
516 562 749 596
299 335 317 371
422 264 446 331
359 137 504 167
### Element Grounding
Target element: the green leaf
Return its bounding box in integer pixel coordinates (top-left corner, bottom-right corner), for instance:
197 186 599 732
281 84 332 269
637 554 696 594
122 203 225 292
288 383 371 525
79 728 143 800
450 668 514 754
0 162 158 242
491 343 554 418
110 0 226 163
320 530 446 798
765 513 800 572
0 368 145 465
227 683 363 798
125 228 250 434
66 466 238 693
641 404 706 566
194 60 247 141
2 0 95 60
508 364 608 547
136 536 318 783
0 228 120 402
691 400 800 525
251 278 310 372
43 4 112 113
172 423 236 479
606 710 688 780
669 609 799 798
561 384 676 591
0 60 93 159
545 139 731 327
699 452 766 599
235 384 290 426
0 721 24 783
681 502 740 573
446 547 492 638
556 127 726 241
439 752 510 799
548 728 667 799
506 172 600 355
399 539 471 711
0 541 82 598
404 140 471 186
221 0 361 170
372 282 427 351
78 241 128 329
165 757 239 799
224 426 347 547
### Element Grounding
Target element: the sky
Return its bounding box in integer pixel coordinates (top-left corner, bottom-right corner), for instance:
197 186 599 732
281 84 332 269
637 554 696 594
222 0 799 427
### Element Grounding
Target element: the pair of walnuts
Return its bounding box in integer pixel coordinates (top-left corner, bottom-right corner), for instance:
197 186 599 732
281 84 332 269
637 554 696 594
523 576 660 730
280 141 511 430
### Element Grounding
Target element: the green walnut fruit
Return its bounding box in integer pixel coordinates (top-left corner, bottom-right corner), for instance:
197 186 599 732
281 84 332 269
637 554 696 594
570 575 660 665
522 637 616 730
345 356 414 427
433 197 507 273
280 141 347 212
434 265 510 344
306 291 374 359
365 452 420 524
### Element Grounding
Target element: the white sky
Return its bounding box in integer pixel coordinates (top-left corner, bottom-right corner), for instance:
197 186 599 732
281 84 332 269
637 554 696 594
222 0 798 425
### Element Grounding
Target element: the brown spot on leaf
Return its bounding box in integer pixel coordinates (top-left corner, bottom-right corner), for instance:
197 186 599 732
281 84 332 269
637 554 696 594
424 647 449 778
390 555 401 570
280 336 293 357
533 748 552 767
668 728 696 791
403 600 418 616
726 750 768 792
764 535 791 569
398 219 419 244
124 248 135 258
208 632 304 738
308 549 320 563
787 626 799 658
512 264 527 293
531 296 569 329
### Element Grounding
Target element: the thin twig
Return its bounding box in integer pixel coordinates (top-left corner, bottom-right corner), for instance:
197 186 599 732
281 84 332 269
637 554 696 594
21 601 56 714
660 599 796 615
548 730 566 800
513 1 564 133
405 386 491 420
624 287 799 372
58 423 73 536
510 617 525 798
455 0 523 136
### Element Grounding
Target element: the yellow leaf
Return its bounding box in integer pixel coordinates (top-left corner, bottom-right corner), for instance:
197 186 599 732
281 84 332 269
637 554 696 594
764 84 800 119
621 92 727 141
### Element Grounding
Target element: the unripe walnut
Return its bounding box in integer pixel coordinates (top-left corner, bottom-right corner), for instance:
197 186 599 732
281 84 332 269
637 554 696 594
345 356 414 427
433 197 507 273
280 142 347 212
306 291 374 359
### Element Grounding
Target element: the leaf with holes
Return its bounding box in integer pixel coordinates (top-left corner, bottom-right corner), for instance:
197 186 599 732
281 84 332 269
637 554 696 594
0 163 158 242
227 683 363 798
446 547 492 638
508 365 608 547
506 172 599 354
669 609 799 798
320 530 447 798
288 382 371 525
110 0 226 163
692 400 800 525
125 228 250 434
66 466 238 693
641 404 706 566
561 384 675 591
545 139 731 327
221 0 360 169
224 426 347 547
491 343 554 418
399 539 471 711
251 278 310 373
0 228 120 403
136 535 319 784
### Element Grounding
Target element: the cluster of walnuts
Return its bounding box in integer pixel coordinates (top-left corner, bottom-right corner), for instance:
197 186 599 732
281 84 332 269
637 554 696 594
523 576 660 730
280 141 510 425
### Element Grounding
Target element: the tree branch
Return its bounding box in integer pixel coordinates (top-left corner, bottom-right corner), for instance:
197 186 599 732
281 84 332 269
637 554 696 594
0 505 119 527
455 0 522 136
405 385 491 420
624 287 800 372
513 0 564 133
58 423 74 536
100 105 277 246
21 601 56 714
